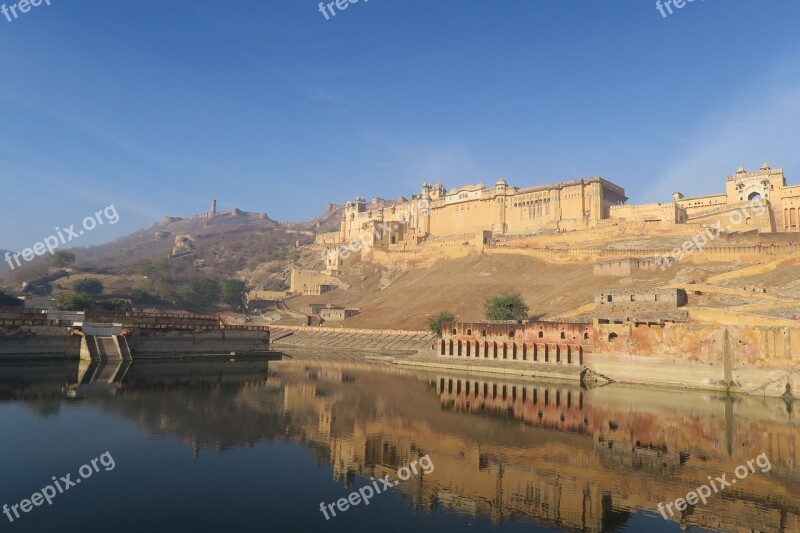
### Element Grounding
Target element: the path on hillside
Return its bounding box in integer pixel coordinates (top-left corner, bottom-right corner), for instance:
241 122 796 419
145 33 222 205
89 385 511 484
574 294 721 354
706 255 800 284
667 283 785 301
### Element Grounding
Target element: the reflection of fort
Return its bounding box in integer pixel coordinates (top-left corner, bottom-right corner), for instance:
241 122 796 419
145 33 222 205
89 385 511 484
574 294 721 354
274 364 800 532
3 359 798 531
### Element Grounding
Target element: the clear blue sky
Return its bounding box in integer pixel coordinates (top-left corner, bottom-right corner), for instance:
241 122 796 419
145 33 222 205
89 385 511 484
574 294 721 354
2 0 800 251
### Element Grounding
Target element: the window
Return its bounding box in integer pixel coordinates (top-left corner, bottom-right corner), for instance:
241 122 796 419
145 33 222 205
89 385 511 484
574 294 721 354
538 331 544 338
607 295 613 302
452 328 457 335
560 332 566 339
466 329 472 336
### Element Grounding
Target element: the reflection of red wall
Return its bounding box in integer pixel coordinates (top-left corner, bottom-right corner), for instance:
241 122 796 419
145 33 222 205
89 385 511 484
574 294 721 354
436 375 800 473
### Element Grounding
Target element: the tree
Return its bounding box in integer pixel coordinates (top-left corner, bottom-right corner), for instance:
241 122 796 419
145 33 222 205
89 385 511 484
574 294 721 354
222 279 247 308
129 288 152 304
484 293 529 321
72 278 103 295
428 311 455 336
50 251 76 268
97 298 129 313
137 259 172 298
56 292 93 311
181 278 221 310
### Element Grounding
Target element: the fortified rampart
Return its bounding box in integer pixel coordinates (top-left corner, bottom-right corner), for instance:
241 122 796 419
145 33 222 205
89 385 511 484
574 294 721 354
485 242 799 265
592 258 661 276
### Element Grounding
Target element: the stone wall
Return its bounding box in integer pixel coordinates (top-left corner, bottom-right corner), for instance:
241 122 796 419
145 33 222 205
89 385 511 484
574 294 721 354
0 325 81 357
126 329 270 357
289 268 337 295
592 258 661 276
440 321 592 364
594 288 688 322
610 202 686 226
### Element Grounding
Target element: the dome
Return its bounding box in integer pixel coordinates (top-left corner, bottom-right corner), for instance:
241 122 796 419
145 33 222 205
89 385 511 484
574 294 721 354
496 179 508 186
736 166 746 173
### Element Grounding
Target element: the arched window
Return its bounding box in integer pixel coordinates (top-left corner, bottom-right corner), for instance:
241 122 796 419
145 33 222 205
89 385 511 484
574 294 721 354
608 332 618 342
560 332 566 339
538 331 544 338
452 328 457 335
466 329 472 336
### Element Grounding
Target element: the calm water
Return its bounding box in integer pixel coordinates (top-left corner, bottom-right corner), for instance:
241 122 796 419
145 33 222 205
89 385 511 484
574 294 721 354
0 357 797 533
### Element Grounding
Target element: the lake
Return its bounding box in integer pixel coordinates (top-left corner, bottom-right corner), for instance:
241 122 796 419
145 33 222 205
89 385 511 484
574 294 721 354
0 356 797 532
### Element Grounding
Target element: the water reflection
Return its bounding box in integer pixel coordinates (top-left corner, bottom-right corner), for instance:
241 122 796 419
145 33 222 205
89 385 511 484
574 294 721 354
0 357 797 532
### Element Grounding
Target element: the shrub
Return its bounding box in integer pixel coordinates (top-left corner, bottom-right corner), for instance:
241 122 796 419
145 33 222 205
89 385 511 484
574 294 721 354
56 292 93 311
222 279 247 308
72 278 104 295
428 311 455 336
484 293 529 321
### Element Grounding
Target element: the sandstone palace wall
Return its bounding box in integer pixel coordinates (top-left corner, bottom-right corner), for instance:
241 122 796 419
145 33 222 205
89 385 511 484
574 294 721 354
319 163 800 272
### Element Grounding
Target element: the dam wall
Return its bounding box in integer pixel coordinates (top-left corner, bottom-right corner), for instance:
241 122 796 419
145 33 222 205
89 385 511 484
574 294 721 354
127 328 271 357
0 324 81 358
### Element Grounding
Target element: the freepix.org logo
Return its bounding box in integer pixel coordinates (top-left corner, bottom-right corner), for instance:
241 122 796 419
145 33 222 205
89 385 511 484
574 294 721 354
4 204 120 271
3 451 116 524
1 0 52 23
656 0 700 19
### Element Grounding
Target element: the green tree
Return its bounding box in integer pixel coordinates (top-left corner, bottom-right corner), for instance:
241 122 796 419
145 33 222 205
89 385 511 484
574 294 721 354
181 278 221 310
97 298 129 312
427 310 455 336
137 259 172 298
484 293 529 321
56 292 93 311
129 288 152 304
50 251 76 269
222 279 247 308
72 278 104 295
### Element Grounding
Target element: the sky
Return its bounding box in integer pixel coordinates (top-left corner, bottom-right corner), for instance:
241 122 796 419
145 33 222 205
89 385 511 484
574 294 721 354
1 0 800 251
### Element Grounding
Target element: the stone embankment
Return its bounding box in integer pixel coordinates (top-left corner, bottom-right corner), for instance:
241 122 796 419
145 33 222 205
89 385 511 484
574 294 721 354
269 325 436 354
392 351 585 382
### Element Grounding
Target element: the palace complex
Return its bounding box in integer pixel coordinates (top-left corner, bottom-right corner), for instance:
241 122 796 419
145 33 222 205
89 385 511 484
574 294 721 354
315 163 800 271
